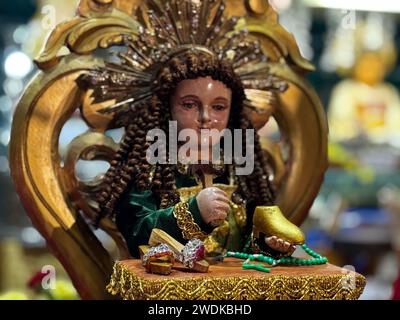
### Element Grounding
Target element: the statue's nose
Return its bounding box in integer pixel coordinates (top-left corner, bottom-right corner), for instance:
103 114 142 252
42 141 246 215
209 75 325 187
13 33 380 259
199 106 211 126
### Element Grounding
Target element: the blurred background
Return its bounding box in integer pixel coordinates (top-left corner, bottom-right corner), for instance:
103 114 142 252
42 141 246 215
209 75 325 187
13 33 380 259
1 0 400 300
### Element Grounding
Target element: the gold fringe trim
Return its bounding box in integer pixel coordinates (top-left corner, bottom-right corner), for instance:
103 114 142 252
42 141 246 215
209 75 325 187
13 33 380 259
107 261 366 300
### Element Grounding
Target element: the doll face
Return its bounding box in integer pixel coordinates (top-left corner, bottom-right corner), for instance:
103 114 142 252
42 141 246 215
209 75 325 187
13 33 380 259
170 76 232 151
354 52 386 86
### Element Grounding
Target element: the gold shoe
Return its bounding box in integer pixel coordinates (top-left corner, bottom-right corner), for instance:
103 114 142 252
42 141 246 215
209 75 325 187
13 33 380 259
253 206 305 245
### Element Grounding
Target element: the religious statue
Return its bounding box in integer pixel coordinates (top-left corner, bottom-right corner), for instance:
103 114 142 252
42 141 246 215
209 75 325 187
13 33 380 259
10 0 365 299
76 1 302 261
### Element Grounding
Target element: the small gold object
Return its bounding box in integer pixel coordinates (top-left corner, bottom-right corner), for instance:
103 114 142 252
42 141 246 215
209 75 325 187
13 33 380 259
173 202 208 241
253 206 305 245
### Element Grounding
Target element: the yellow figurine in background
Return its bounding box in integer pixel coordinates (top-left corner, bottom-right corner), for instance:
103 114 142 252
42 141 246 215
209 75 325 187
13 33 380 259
328 16 400 145
329 52 400 144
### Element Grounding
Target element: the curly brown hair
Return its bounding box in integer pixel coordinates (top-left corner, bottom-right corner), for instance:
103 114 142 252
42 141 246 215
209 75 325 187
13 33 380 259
89 51 275 225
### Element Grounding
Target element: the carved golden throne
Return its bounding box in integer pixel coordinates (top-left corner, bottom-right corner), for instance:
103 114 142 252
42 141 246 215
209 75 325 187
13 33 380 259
10 0 331 299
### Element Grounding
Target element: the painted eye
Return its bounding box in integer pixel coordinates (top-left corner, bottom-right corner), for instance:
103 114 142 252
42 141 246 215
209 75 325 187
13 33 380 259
213 104 227 111
182 102 198 110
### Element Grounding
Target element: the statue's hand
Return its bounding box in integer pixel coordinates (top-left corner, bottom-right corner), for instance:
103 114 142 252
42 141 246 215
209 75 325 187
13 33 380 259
265 236 296 256
196 187 229 226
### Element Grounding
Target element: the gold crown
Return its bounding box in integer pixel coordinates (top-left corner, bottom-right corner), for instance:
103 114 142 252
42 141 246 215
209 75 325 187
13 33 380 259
78 0 288 116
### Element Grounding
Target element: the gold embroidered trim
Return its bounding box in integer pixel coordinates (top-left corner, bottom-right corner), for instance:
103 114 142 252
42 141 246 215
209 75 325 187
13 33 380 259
173 201 207 241
107 261 366 300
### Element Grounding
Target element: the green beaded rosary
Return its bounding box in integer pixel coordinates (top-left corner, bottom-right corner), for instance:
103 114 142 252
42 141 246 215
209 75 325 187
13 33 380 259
225 244 328 273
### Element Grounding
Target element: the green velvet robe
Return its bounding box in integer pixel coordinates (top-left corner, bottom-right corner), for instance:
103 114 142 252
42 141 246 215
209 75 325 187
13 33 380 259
116 171 256 257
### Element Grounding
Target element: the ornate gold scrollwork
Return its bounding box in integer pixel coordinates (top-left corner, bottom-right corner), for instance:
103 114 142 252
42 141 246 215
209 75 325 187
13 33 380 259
35 5 140 69
62 131 131 260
